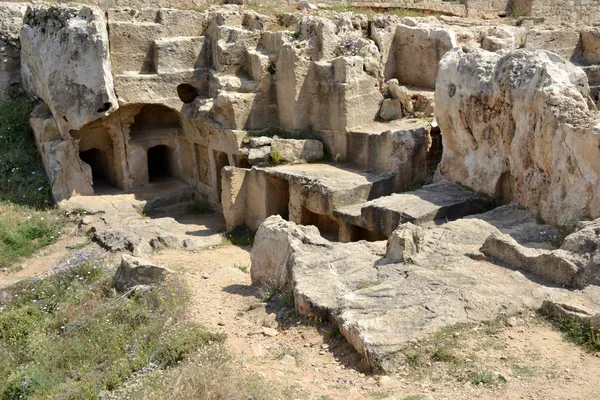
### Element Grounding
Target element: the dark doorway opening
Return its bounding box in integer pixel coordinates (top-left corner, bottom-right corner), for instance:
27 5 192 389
302 207 339 241
148 145 172 182
349 225 388 242
427 126 443 176
80 148 115 190
265 176 290 220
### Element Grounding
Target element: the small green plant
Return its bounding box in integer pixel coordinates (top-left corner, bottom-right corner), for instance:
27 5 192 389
470 371 494 385
404 347 422 368
403 396 426 400
270 147 283 165
276 347 300 363
546 315 600 350
330 323 341 338
259 284 283 303
278 290 295 309
223 225 256 247
431 347 456 362
153 323 225 367
188 197 214 215
235 263 249 273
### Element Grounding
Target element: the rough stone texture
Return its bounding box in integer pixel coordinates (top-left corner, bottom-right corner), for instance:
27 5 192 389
385 223 425 263
379 98 403 121
62 180 225 256
20 5 117 136
435 48 600 228
482 233 584 288
251 215 329 287
336 180 495 241
391 23 457 89
113 254 175 292
271 138 324 163
251 209 600 372
0 3 25 99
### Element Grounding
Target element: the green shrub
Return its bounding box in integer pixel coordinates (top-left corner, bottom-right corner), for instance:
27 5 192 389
270 147 283 165
470 371 494 385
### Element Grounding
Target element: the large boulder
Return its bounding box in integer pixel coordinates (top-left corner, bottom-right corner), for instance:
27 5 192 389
435 48 600 228
391 23 457 89
250 215 330 287
113 254 175 292
271 138 324 163
20 5 117 136
386 223 425 263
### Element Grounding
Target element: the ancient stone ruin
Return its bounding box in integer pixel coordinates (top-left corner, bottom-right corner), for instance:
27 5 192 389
2 0 600 372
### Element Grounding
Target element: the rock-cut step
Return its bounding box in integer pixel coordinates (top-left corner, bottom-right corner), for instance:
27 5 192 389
335 180 495 242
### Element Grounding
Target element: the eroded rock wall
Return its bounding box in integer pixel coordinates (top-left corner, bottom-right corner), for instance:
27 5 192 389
435 48 600 227
20 5 117 136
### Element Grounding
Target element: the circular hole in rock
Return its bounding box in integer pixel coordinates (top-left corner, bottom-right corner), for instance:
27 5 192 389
97 102 112 113
177 84 200 104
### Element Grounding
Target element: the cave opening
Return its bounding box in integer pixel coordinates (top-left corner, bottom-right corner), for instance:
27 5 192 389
79 148 116 191
147 145 173 182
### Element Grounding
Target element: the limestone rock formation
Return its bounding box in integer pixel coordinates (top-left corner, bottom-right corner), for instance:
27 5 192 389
386 223 425 263
435 48 600 227
20 5 117 136
271 138 324 163
0 3 26 100
113 254 175 292
251 207 600 372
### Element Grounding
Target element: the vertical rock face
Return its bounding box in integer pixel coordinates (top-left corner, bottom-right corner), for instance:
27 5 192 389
391 23 457 89
20 5 117 136
0 3 26 100
435 48 600 227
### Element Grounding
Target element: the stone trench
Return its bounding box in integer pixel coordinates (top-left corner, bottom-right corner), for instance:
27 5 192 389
3 0 600 374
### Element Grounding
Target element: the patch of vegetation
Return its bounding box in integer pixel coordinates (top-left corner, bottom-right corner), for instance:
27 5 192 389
235 263 249 273
403 396 426 400
510 363 535 377
113 344 283 400
223 225 256 247
188 197 214 215
276 347 300 363
269 147 283 166
543 314 600 351
470 371 494 385
0 96 66 269
0 203 65 270
0 96 52 207
259 284 284 303
0 253 222 399
403 323 470 369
